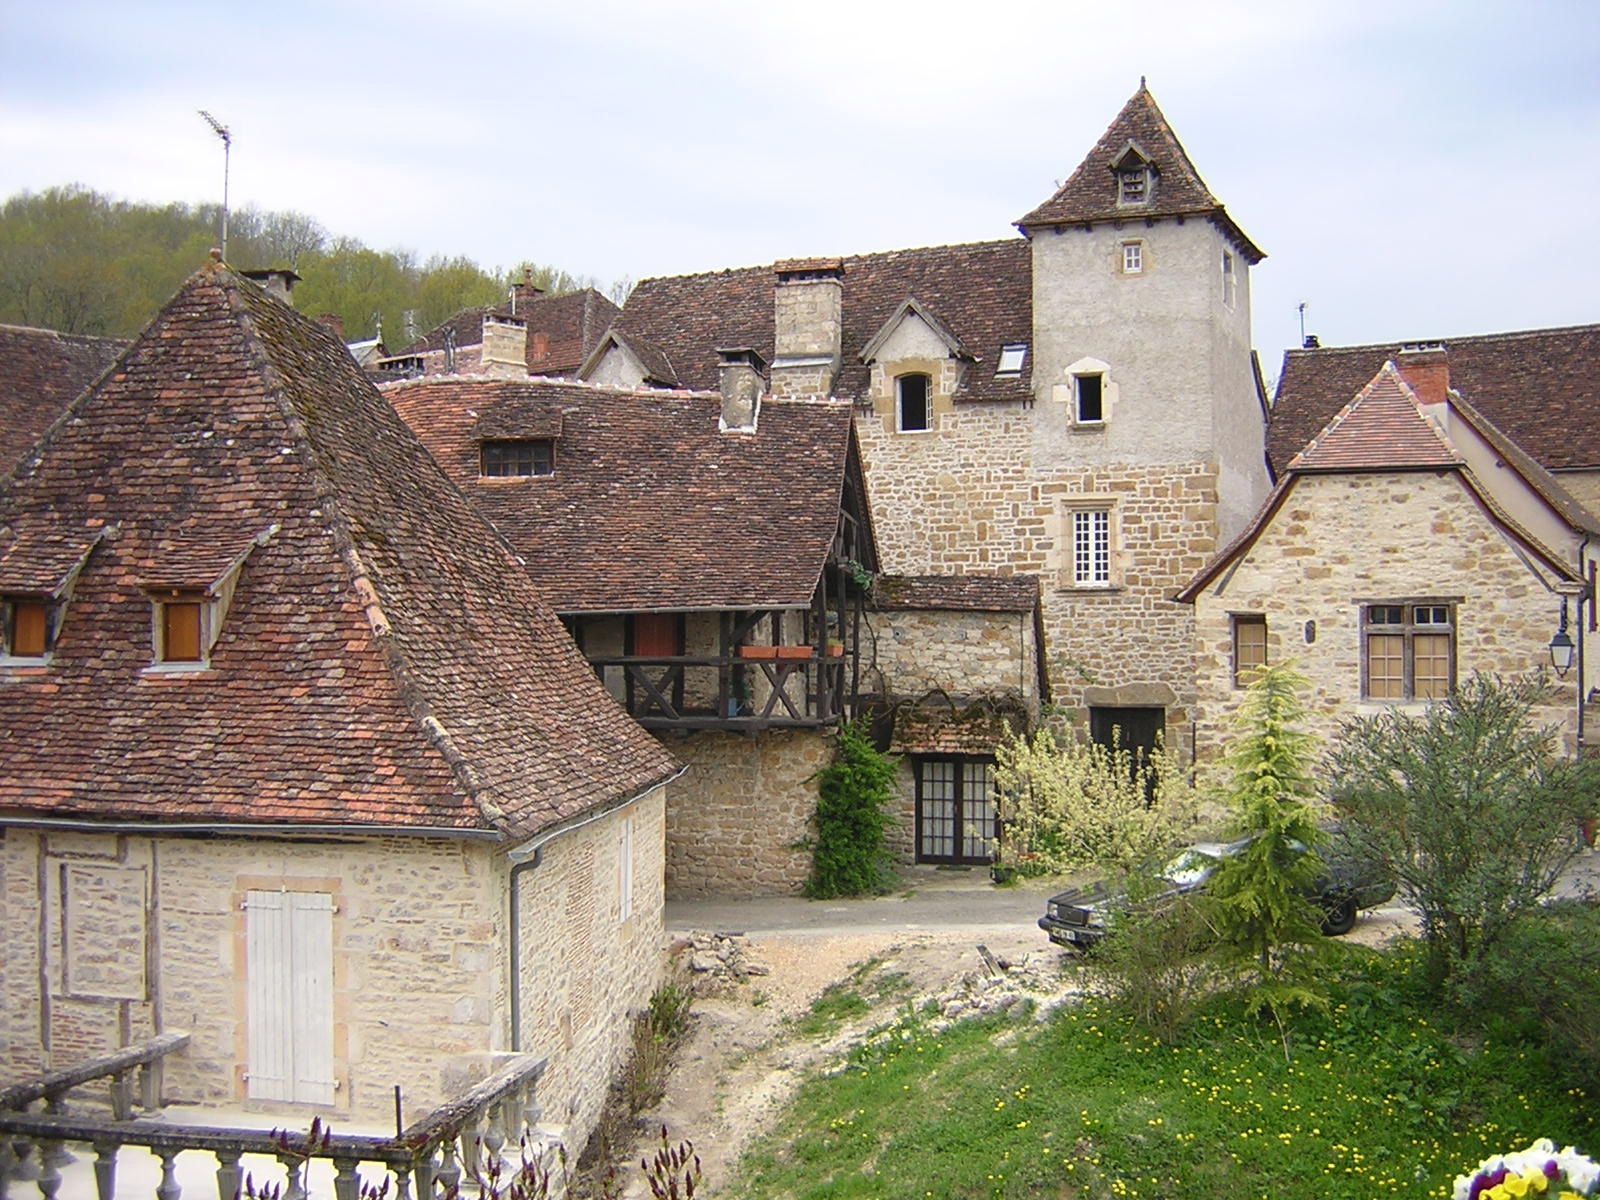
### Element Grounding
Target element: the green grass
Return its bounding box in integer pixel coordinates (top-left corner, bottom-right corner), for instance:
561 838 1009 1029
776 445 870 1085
731 946 1597 1199
786 959 912 1041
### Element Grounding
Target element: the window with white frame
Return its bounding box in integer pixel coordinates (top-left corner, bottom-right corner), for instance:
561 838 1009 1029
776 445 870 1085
1121 241 1143 274
995 344 1027 377
1071 508 1112 586
1074 373 1105 424
1362 602 1454 700
896 373 931 432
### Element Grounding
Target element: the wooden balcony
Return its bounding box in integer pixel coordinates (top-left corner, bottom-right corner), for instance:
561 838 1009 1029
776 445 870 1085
588 649 853 732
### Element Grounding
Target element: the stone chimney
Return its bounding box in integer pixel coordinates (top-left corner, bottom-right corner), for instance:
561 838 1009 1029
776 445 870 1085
1395 342 1450 409
319 313 345 340
482 313 528 379
770 258 843 398
241 267 302 307
717 347 768 431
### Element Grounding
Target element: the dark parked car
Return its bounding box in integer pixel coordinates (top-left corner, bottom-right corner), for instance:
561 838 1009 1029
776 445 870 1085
1037 830 1396 949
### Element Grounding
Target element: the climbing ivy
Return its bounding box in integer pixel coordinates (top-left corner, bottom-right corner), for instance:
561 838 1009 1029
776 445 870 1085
804 719 899 898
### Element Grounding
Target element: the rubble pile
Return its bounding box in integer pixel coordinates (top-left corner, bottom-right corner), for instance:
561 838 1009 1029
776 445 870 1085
923 945 1082 1030
673 930 771 996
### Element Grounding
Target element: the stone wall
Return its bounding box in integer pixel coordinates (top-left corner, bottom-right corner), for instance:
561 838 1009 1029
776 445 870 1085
515 789 666 1151
866 607 1037 704
662 728 835 898
1190 471 1581 757
0 804 667 1159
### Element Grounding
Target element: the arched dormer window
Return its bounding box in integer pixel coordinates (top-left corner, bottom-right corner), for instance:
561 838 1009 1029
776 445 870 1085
897 373 931 433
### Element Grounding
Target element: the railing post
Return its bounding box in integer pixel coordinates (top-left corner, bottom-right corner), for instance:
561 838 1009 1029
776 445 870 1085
35 1137 63 1200
435 1133 462 1196
0 1135 14 1200
278 1150 307 1200
139 1057 162 1110
90 1138 118 1200
109 1070 135 1121
215 1150 244 1200
331 1154 362 1200
154 1148 182 1200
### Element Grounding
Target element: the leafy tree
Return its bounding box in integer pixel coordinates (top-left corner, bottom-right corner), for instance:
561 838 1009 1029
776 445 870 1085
804 719 898 898
993 724 1197 876
1328 673 1597 991
1206 662 1329 995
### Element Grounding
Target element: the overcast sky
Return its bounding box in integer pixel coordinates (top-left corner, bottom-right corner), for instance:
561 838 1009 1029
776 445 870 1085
3 0 1596 374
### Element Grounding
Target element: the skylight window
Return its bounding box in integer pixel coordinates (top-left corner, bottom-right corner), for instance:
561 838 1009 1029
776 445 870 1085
996 345 1027 376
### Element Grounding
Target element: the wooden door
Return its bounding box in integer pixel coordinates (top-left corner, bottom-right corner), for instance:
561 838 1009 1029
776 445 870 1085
245 891 335 1105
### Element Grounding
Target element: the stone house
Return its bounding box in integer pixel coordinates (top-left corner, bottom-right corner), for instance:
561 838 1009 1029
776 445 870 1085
1180 358 1593 756
0 259 680 1152
585 85 1271 767
0 324 126 476
383 368 890 896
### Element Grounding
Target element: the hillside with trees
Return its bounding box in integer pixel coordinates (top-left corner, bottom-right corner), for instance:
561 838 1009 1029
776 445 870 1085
0 184 613 345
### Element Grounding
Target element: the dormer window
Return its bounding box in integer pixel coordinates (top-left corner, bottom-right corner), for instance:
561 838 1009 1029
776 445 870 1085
3 597 55 660
139 524 275 674
156 593 206 664
1118 169 1148 204
481 439 554 477
996 345 1027 377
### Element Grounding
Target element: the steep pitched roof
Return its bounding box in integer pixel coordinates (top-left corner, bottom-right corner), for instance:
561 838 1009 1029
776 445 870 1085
403 289 620 378
1270 324 1600 476
1287 363 1461 473
1015 85 1264 263
0 324 127 477
612 240 1034 404
0 261 676 838
385 378 861 613
1179 364 1582 602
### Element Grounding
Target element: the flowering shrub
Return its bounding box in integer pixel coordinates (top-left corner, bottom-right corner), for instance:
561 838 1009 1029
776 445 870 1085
1453 1139 1599 1200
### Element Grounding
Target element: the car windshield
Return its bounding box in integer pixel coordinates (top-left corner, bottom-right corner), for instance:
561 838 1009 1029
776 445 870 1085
1161 848 1222 887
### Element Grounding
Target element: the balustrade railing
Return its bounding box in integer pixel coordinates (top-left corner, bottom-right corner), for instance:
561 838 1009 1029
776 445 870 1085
1 1042 548 1200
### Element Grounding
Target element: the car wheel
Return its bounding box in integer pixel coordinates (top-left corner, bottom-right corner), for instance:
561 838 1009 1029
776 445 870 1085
1320 894 1357 936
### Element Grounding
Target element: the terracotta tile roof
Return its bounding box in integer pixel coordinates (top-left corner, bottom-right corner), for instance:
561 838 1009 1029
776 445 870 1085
384 377 857 613
1270 324 1600 476
0 324 127 476
1014 85 1263 263
612 239 1034 404
0 527 107 596
874 573 1040 612
0 262 676 838
1287 364 1462 473
402 289 620 378
890 697 1030 756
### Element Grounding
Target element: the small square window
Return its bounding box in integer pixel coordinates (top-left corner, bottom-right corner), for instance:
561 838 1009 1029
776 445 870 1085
4 598 53 659
161 600 204 663
481 439 554 477
1074 374 1104 424
996 345 1027 376
1121 242 1143 274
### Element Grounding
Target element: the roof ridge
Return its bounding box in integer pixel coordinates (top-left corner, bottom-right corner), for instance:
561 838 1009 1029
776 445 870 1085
634 238 1027 289
1286 322 1600 357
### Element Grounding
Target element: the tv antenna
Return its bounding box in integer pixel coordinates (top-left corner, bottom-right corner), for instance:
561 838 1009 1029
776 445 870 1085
198 110 231 260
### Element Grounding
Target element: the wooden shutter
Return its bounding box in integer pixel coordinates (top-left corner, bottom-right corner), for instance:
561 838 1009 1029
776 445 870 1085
246 891 335 1105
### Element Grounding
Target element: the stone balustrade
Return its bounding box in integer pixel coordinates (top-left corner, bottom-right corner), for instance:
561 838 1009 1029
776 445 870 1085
0 1041 548 1200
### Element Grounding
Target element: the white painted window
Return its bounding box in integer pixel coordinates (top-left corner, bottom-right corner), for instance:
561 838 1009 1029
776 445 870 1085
1121 241 1143 274
1072 509 1112 586
1074 374 1105 424
245 890 335 1105
617 813 635 923
896 374 931 432
996 344 1027 376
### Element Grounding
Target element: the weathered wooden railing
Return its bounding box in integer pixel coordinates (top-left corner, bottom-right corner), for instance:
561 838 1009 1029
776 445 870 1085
591 651 850 730
0 1048 547 1199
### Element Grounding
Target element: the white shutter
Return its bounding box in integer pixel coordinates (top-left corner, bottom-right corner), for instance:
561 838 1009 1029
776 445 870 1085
246 890 334 1104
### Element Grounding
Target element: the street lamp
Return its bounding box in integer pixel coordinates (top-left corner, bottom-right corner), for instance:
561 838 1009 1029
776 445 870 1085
1549 598 1575 678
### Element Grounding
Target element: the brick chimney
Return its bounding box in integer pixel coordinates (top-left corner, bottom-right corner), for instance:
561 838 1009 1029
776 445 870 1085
319 313 346 340
482 313 528 379
770 258 843 398
510 268 545 315
717 347 768 431
1395 343 1450 409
